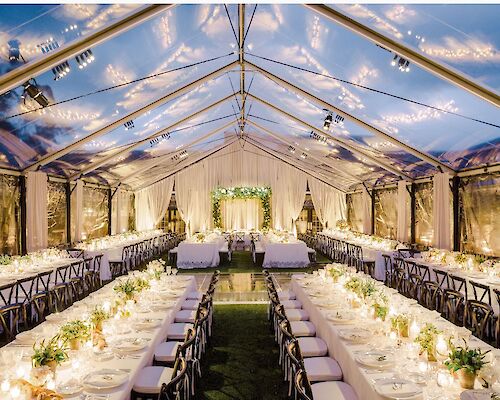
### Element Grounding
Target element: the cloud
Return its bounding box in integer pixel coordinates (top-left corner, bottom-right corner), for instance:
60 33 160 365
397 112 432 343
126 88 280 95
250 10 280 33
420 36 500 63
54 4 99 21
382 100 459 125
350 65 378 86
85 4 140 31
103 63 134 86
384 5 417 24
307 15 328 51
154 10 176 49
200 5 228 38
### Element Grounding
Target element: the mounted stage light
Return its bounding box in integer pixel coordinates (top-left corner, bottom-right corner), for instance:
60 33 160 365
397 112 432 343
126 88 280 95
76 49 95 69
323 112 333 130
124 120 135 130
334 114 344 124
288 145 296 154
391 54 411 73
52 61 71 81
8 39 21 62
300 153 307 159
21 79 49 107
149 132 170 147
38 38 59 54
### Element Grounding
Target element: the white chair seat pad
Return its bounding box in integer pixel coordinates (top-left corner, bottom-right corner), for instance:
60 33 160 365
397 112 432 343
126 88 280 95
281 300 302 309
133 366 174 394
154 341 181 362
167 323 193 340
290 321 316 337
285 309 309 321
304 357 342 381
181 300 199 310
186 291 203 300
298 337 328 357
175 309 196 323
278 290 296 301
311 382 358 400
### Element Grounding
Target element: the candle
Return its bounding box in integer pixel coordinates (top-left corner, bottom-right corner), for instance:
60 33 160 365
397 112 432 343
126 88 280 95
437 370 453 387
409 320 420 340
1 380 10 392
10 386 20 399
436 334 448 356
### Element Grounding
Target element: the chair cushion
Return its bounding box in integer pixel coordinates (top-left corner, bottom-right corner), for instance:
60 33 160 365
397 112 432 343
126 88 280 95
186 291 203 300
167 323 193 340
285 309 309 321
132 366 174 394
175 309 196 323
290 321 316 337
298 337 328 357
311 381 358 400
181 300 199 310
304 357 342 382
278 290 296 301
154 341 181 363
281 300 302 309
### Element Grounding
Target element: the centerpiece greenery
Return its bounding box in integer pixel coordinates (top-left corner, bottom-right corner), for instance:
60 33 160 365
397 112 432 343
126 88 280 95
335 220 349 231
211 186 272 229
90 306 109 331
390 314 410 337
113 279 138 301
32 335 68 373
134 276 151 291
194 233 206 243
59 320 90 350
371 292 389 321
326 264 346 283
445 339 490 389
0 255 11 265
415 323 442 362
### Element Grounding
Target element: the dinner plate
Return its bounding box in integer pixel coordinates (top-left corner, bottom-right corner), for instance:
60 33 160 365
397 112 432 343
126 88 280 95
134 319 161 330
92 348 114 362
373 377 422 399
57 379 82 396
338 328 371 343
356 351 395 369
327 311 356 324
14 331 38 344
82 369 129 390
114 337 149 352
460 390 499 400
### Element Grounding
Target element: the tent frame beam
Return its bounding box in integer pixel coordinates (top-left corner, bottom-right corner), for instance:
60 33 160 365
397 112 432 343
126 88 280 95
0 5 174 97
69 93 236 180
247 93 413 181
114 120 236 186
306 4 500 107
23 60 239 172
246 61 455 174
246 119 363 186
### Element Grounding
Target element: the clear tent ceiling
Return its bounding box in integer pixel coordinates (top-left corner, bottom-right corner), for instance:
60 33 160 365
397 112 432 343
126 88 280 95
0 3 498 191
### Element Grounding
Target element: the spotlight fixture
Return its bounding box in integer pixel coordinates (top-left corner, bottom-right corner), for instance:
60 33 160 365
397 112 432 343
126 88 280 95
171 150 188 161
21 79 49 107
300 153 307 159
288 145 296 154
310 131 327 144
8 39 22 62
149 132 170 147
38 38 59 54
391 54 410 72
334 115 344 124
51 61 71 81
75 49 95 69
323 112 333 130
124 120 135 130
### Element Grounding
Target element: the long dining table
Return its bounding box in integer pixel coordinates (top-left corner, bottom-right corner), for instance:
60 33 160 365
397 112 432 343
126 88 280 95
290 271 499 400
1 273 196 400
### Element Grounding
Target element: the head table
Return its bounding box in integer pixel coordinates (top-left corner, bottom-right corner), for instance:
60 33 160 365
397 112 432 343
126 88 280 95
176 232 225 269
291 268 500 400
0 270 195 400
261 232 310 269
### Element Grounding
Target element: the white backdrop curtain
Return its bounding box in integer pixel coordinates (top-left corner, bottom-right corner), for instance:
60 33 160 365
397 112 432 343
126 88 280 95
221 198 261 230
26 171 48 252
433 172 451 250
112 189 131 235
397 180 409 243
308 177 346 229
362 190 372 234
72 180 84 242
134 177 174 231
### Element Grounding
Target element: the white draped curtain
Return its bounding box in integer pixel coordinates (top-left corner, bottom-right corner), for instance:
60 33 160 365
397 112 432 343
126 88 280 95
112 188 131 235
397 180 409 243
134 177 174 231
362 190 372 234
72 180 84 242
308 177 346 229
433 172 451 250
221 198 261 230
26 171 48 252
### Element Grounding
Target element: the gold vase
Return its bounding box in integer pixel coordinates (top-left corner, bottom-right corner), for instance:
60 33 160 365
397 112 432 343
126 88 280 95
46 360 57 374
426 347 437 362
457 369 476 389
69 338 80 351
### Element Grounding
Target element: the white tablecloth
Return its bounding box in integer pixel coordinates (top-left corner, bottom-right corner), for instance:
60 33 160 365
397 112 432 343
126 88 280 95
177 242 220 269
262 241 309 268
3 275 196 400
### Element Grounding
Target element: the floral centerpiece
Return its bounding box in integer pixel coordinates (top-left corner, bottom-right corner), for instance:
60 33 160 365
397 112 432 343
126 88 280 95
113 279 138 302
134 276 151 291
59 320 90 350
445 340 490 389
335 220 349 231
32 335 68 373
390 314 410 337
325 264 346 283
0 255 12 265
146 259 165 280
90 306 109 332
370 292 389 321
415 323 442 362
194 233 206 243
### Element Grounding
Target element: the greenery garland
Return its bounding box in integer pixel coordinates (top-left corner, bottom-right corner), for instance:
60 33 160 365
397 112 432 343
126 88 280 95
211 186 272 229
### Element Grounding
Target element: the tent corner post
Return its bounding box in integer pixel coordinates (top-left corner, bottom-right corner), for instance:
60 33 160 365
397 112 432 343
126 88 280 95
66 182 71 245
108 188 112 236
410 182 416 245
371 189 376 236
452 175 461 252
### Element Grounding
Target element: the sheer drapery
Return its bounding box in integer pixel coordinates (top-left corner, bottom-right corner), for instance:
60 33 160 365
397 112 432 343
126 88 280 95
135 177 174 231
71 180 84 242
433 172 451 250
26 171 48 252
397 180 409 243
308 177 346 229
112 189 131 235
221 198 262 230
362 190 372 234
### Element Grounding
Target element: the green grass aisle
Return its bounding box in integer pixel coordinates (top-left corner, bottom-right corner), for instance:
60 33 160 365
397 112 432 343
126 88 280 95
198 304 288 400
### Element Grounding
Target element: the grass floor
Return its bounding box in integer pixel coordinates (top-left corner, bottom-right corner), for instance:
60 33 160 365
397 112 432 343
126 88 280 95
198 304 288 400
